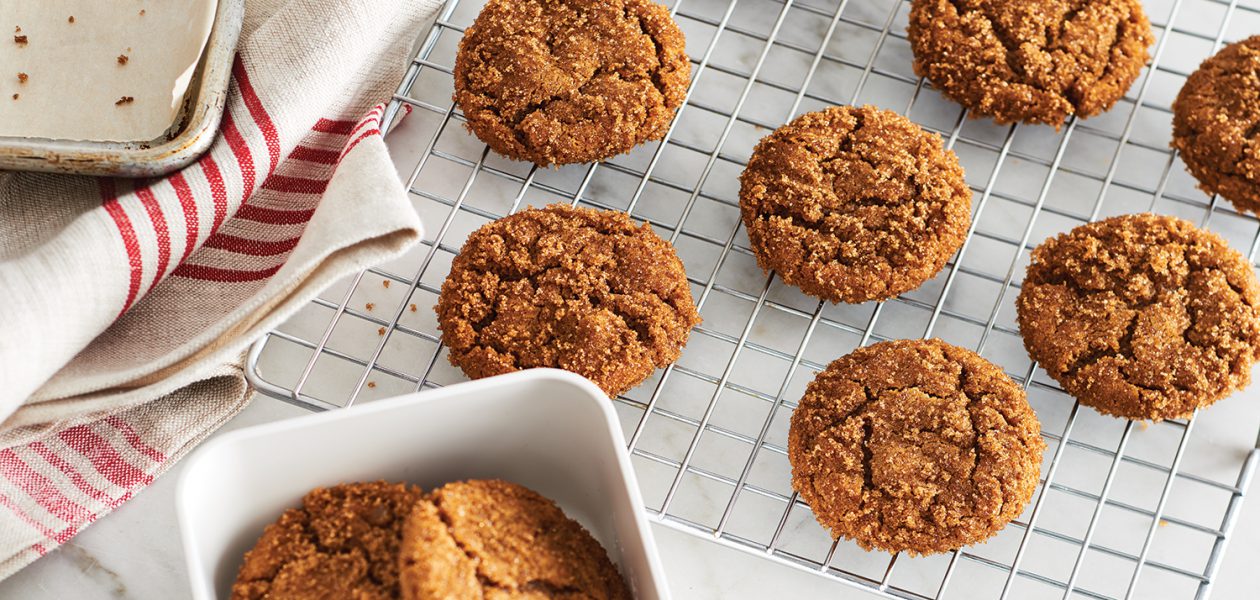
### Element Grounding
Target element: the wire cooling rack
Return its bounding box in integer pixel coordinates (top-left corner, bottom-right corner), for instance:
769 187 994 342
246 0 1260 597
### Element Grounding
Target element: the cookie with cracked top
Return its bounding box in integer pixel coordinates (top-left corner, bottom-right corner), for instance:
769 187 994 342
1017 213 1260 421
230 481 425 600
738 105 971 304
398 479 630 599
435 204 699 397
788 338 1044 554
453 0 690 166
1172 36 1260 215
908 0 1154 127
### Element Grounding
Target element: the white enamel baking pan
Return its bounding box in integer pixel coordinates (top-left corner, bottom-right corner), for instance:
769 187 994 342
176 368 668 600
0 0 243 177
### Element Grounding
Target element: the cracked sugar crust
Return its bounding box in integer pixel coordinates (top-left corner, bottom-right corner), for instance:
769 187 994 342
1017 214 1260 421
436 205 699 397
230 481 425 600
908 0 1153 127
787 339 1045 555
453 0 690 166
789 340 1044 554
738 105 971 304
399 480 630 600
1172 36 1260 215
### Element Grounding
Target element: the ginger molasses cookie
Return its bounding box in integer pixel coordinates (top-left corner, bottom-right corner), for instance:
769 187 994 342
908 0 1154 127
231 481 425 600
738 105 971 304
436 204 699 397
1017 214 1260 421
788 339 1044 554
399 479 630 600
1172 36 1260 215
453 0 690 166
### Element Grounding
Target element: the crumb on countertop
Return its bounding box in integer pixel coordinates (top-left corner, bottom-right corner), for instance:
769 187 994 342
117 55 129 65
14 35 28 46
139 9 146 16
11 93 17 101
17 72 27 83
68 16 75 24
115 96 134 106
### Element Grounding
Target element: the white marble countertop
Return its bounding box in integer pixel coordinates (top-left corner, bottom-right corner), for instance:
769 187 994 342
0 392 1255 600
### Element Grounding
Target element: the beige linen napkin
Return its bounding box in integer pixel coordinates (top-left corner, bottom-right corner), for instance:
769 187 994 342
0 0 440 577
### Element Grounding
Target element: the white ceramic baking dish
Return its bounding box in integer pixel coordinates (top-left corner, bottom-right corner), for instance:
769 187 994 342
176 369 669 599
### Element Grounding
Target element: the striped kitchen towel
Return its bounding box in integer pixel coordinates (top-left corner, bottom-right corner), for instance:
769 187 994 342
0 0 439 577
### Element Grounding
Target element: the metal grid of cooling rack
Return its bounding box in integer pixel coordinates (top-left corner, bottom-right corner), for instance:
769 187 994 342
246 0 1260 598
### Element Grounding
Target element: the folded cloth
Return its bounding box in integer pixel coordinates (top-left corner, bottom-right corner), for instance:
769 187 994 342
0 0 439 578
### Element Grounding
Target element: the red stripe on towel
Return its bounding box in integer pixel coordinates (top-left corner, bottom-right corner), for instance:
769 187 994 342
289 146 341 165
200 157 229 233
234 56 281 174
171 263 283 282
133 182 172 285
99 180 143 316
104 416 166 463
28 442 112 506
0 450 90 525
313 118 356 134
222 112 256 198
262 175 329 195
234 204 317 225
57 425 152 490
169 173 201 264
204 233 302 257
